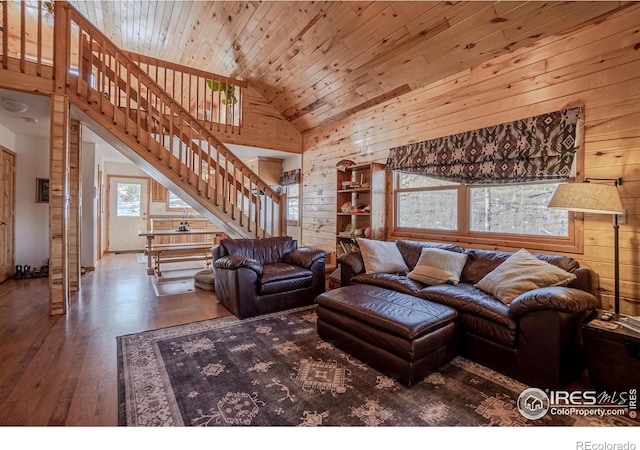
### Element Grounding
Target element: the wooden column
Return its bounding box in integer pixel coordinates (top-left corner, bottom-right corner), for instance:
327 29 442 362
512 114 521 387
68 120 81 292
49 1 71 314
49 95 70 315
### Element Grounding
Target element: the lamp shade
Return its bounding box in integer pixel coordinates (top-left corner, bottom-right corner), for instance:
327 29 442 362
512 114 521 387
548 182 623 214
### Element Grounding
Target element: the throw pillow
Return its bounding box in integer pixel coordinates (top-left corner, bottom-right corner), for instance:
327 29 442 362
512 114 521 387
356 238 409 274
407 248 468 285
475 248 577 305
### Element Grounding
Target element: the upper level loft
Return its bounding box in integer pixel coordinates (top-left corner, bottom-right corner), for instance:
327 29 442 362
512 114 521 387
0 0 245 131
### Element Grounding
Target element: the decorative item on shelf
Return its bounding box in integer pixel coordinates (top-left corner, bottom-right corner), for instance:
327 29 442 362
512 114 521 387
340 201 352 213
363 205 371 212
178 221 190 231
342 223 354 235
354 228 365 238
360 182 370 189
341 181 352 190
336 159 356 172
352 204 368 213
364 226 372 238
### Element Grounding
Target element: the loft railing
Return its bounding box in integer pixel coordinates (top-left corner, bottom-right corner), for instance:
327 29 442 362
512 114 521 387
0 0 54 78
125 51 244 132
0 0 284 238
0 0 244 130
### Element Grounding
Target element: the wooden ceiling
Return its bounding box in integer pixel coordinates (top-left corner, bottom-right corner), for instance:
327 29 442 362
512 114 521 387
69 1 629 133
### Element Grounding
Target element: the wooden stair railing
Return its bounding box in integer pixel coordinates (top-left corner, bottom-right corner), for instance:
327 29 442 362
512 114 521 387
0 0 284 238
123 51 246 134
62 5 284 238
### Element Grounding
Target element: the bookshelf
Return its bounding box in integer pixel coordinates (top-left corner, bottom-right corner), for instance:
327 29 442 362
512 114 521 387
336 162 386 256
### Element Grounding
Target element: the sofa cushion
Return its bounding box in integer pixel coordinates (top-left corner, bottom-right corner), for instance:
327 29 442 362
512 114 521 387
475 249 577 305
417 283 516 331
352 273 427 295
221 236 298 265
357 238 409 274
460 248 579 285
258 263 312 295
408 248 468 286
395 240 465 271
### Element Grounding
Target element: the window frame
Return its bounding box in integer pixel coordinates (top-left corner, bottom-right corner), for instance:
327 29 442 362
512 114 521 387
284 183 300 227
166 190 195 212
390 172 582 254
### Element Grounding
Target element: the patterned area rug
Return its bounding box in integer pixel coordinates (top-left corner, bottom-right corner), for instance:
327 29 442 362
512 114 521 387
117 306 633 427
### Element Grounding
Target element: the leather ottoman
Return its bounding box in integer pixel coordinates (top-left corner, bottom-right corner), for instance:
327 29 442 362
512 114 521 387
316 284 460 386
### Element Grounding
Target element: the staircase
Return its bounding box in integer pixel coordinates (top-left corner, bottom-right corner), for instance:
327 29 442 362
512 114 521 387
1 1 285 239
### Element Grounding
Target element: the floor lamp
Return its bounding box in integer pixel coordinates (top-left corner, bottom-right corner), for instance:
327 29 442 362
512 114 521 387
548 178 624 314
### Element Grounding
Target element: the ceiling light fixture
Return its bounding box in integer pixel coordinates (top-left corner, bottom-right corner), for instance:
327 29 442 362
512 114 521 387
0 98 29 113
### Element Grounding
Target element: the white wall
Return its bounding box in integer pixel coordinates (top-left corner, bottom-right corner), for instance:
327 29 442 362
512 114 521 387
81 141 97 268
14 134 49 268
0 123 15 149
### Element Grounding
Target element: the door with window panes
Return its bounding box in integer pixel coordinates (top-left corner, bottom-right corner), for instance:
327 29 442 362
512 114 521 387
108 176 148 251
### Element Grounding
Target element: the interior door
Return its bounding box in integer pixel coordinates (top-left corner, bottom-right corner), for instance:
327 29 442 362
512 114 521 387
108 176 148 252
0 148 15 282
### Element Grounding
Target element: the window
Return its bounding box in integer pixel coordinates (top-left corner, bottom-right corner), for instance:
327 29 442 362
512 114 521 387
469 184 568 236
285 184 299 226
396 173 459 230
392 173 576 252
116 182 141 217
167 191 193 211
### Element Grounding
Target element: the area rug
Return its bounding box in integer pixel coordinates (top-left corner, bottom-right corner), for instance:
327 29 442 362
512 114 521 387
117 306 634 427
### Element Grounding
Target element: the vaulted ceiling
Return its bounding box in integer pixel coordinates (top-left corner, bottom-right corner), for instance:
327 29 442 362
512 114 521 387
69 1 629 133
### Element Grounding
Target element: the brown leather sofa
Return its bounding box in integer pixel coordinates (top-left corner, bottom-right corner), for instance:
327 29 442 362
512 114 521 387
338 240 600 388
212 236 326 319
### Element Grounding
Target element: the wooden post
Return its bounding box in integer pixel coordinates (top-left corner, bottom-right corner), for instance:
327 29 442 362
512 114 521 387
68 120 81 292
49 94 70 315
279 192 287 237
49 1 71 314
49 1 70 315
53 1 70 93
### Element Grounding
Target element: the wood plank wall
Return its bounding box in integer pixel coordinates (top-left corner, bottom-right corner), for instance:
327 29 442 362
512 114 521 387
301 5 640 315
68 119 81 293
214 85 303 154
49 94 69 315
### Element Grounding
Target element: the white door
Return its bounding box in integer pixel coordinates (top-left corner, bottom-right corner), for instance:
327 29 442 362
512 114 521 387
108 176 148 252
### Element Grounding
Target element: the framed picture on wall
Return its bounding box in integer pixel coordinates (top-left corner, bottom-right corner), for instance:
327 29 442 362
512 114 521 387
36 178 49 203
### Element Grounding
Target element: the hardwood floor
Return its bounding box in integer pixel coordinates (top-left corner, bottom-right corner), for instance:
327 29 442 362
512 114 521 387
0 253 230 426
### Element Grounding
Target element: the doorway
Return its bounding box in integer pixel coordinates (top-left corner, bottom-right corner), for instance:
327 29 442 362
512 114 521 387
0 147 16 282
107 176 148 252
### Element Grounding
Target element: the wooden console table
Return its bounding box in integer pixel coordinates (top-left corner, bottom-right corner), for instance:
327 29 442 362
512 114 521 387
138 229 226 275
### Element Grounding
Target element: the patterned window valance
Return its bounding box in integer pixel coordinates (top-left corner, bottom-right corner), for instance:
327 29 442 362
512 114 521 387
386 106 582 184
280 169 300 186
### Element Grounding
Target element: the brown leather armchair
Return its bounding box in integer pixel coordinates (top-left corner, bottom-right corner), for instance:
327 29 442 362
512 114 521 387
212 236 326 318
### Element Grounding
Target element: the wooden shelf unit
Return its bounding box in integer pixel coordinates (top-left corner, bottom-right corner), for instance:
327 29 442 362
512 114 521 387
336 162 386 256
